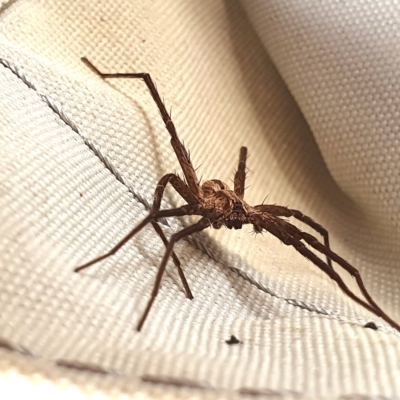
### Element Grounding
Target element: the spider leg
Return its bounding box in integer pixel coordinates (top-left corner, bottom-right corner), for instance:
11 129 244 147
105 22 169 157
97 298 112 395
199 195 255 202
74 204 196 273
254 204 332 268
257 215 400 332
81 57 202 200
150 223 192 299
234 147 247 199
150 173 199 299
298 229 395 324
137 218 210 331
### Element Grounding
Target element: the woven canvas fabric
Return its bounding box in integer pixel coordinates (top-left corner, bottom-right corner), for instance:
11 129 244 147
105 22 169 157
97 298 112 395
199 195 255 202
1 0 400 399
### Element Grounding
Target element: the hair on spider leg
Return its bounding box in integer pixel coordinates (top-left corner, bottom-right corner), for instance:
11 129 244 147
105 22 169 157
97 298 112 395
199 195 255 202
75 57 400 334
250 228 264 237
260 195 269 205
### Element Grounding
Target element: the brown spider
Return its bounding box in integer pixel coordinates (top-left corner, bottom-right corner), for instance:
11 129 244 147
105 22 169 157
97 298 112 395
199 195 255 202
76 58 400 333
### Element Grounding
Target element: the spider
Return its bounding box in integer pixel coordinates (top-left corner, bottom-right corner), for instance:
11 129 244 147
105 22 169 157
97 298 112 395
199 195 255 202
76 58 400 333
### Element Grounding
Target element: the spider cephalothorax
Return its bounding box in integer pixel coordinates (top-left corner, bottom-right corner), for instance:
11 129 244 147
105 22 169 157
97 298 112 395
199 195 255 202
201 180 250 229
76 58 400 333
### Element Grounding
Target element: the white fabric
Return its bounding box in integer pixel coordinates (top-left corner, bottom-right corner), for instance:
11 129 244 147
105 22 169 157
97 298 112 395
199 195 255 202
1 0 400 398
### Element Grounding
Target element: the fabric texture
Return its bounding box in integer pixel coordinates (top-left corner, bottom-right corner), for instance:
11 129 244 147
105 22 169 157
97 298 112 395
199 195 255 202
1 0 400 398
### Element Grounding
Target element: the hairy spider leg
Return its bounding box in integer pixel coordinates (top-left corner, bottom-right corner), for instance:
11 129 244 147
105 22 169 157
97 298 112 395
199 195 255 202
258 215 400 332
75 172 195 299
74 205 195 273
299 230 396 323
255 204 333 269
234 147 247 199
76 203 208 330
81 57 202 200
150 173 200 299
81 58 205 298
150 223 192 298
137 218 210 331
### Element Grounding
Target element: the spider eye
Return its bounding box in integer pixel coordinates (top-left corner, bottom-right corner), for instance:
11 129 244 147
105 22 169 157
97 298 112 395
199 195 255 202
233 201 243 212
